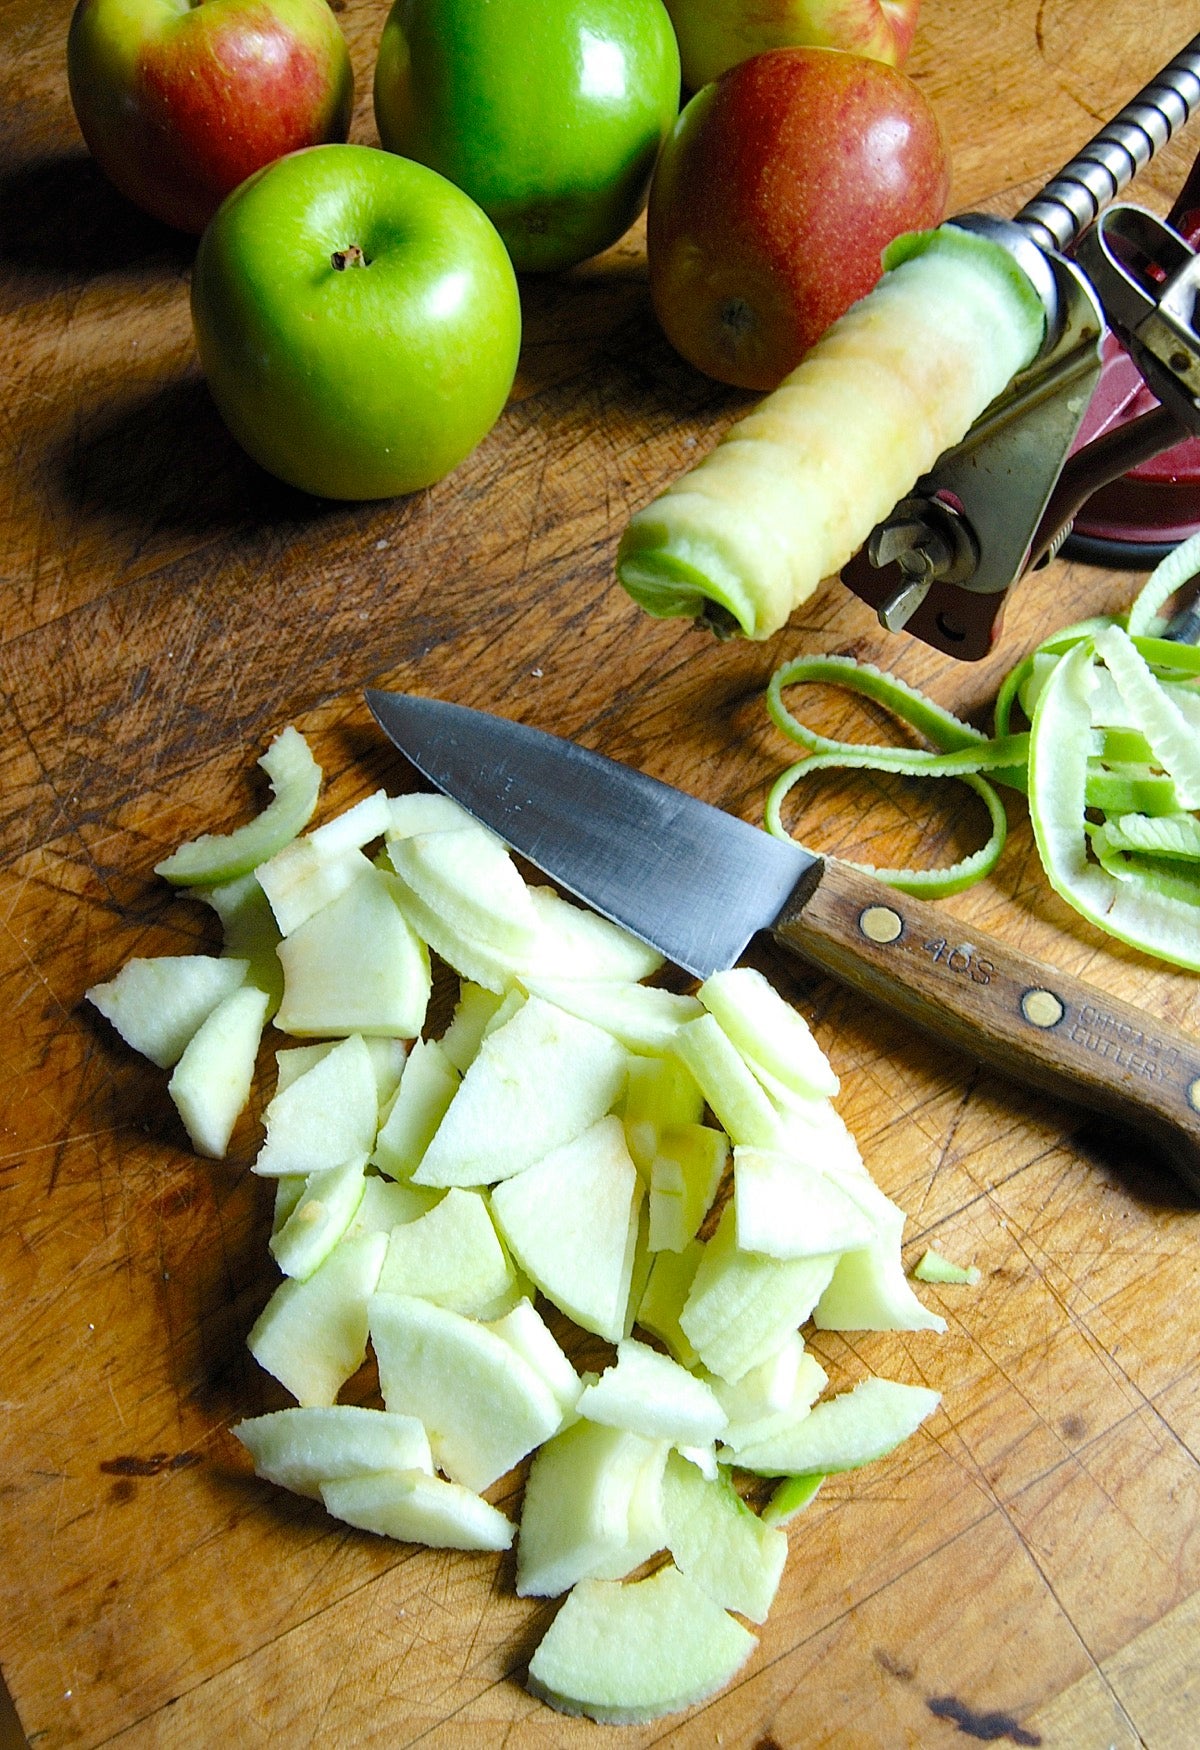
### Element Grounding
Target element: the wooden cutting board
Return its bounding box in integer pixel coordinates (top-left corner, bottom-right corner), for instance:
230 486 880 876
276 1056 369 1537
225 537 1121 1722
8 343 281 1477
4 2 1200 1744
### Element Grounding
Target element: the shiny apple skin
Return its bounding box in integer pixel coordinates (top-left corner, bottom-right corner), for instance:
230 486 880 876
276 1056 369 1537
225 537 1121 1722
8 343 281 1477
663 0 920 93
67 0 354 234
190 145 522 499
646 46 951 390
373 0 681 273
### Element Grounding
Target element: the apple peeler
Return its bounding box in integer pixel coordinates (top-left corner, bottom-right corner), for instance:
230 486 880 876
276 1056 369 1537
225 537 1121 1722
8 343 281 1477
842 35 1200 661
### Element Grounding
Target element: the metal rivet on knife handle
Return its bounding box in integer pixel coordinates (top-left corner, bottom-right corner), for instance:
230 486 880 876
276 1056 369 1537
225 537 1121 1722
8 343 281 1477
1020 988 1066 1029
858 905 903 945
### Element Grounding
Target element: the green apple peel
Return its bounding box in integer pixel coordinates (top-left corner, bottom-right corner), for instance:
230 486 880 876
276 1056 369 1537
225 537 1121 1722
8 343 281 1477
616 225 1047 641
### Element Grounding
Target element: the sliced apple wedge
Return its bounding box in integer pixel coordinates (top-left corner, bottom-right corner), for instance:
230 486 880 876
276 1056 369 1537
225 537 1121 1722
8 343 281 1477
486 1299 582 1422
637 1239 705 1367
515 1418 670 1598
647 1122 727 1252
155 725 321 886
86 954 250 1070
526 1564 757 1725
490 1116 643 1342
578 1338 727 1448
248 1231 388 1407
660 1451 786 1624
320 1471 515 1552
233 1404 432 1498
257 841 376 938
732 1376 942 1477
387 822 541 956
670 1013 783 1148
371 1037 460 1180
523 976 703 1055
680 1204 839 1383
275 864 430 1038
192 870 284 1014
368 1292 565 1492
269 1158 368 1281
734 1146 876 1260
814 1200 946 1334
375 1186 517 1315
413 997 628 1189
437 980 506 1070
167 983 270 1159
699 966 838 1098
253 1033 379 1178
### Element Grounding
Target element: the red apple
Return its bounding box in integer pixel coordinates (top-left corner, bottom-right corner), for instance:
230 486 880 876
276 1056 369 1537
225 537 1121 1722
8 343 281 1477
663 0 921 92
66 0 354 235
646 46 951 390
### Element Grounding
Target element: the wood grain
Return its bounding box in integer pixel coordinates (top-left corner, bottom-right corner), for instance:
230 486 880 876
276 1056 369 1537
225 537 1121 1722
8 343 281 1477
3 1 1200 1746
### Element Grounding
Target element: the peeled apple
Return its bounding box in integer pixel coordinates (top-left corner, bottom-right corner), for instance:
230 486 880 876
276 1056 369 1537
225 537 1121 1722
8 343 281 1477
616 225 1046 640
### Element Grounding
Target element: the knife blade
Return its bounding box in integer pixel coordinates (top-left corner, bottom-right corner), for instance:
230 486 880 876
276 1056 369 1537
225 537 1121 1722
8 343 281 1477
366 690 1200 1191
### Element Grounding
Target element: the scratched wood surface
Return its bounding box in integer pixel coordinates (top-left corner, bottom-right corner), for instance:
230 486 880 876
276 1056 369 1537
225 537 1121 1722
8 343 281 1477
4 1 1200 1745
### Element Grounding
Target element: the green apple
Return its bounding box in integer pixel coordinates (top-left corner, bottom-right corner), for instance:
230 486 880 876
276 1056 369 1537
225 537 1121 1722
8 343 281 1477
190 143 521 499
373 0 681 273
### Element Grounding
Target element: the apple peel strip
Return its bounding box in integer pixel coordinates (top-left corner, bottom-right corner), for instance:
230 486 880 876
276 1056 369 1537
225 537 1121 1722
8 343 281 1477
765 532 1200 963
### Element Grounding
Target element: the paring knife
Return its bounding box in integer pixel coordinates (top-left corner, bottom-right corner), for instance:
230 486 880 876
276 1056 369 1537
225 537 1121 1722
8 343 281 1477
366 691 1200 1192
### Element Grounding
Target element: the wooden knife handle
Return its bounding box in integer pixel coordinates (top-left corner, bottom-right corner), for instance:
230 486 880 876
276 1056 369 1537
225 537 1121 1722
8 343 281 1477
774 859 1200 1194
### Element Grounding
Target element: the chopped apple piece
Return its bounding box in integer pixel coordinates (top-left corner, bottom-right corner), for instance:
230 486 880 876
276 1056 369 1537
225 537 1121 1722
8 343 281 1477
413 997 628 1188
622 1053 705 1175
490 1116 643 1342
762 1472 824 1525
369 1292 565 1492
486 1299 582 1420
438 981 506 1070
257 841 375 937
274 1037 406 1107
699 967 838 1097
233 1404 432 1498
320 1470 515 1551
715 1351 829 1463
670 1013 782 1148
269 1158 368 1281
520 887 665 984
913 1248 981 1285
372 1037 460 1180
253 1033 379 1178
275 864 430 1038
680 1204 838 1382
87 954 250 1069
814 1201 946 1334
734 1146 876 1259
523 976 703 1054
516 1418 669 1598
375 1187 516 1315
578 1338 727 1448
344 1172 441 1237
248 1231 388 1407
526 1564 757 1725
272 1174 307 1235
385 792 479 837
307 788 391 855
636 1240 705 1367
660 1451 786 1624
648 1123 727 1252
192 869 286 1014
167 983 270 1159
388 823 541 956
155 726 321 885
732 1376 941 1476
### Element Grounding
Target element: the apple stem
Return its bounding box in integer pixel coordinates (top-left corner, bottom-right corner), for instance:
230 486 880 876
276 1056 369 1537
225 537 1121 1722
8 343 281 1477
331 245 367 271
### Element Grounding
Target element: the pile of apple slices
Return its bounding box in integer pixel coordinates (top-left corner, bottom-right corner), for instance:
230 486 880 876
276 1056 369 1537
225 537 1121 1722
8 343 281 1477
87 728 945 1726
